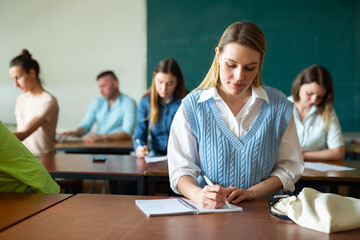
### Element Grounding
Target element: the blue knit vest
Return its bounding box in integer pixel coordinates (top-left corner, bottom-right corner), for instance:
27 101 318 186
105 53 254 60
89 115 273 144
182 86 294 189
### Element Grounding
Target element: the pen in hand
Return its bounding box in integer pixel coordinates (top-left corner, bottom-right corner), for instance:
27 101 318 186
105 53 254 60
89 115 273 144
136 139 148 155
203 175 232 209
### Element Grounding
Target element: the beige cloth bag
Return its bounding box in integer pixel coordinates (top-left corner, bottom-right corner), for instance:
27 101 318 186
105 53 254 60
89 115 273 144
270 187 360 233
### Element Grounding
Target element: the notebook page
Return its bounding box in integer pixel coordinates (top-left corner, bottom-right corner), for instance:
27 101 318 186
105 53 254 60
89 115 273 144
182 198 243 213
135 199 194 216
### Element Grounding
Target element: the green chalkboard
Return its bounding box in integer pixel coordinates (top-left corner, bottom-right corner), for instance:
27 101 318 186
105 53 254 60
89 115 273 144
147 0 360 131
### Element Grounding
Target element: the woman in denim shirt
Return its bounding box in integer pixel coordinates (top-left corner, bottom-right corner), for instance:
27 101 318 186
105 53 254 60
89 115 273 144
134 59 188 157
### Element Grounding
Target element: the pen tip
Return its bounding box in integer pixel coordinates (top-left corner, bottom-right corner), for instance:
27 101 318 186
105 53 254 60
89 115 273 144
225 201 232 209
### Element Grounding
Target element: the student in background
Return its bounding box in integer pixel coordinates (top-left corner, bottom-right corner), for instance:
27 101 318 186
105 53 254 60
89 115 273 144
0 121 60 193
61 71 136 143
289 65 345 162
168 21 304 209
133 59 188 158
9 49 59 157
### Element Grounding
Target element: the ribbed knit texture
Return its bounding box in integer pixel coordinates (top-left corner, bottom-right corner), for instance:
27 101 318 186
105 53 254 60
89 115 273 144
183 86 294 189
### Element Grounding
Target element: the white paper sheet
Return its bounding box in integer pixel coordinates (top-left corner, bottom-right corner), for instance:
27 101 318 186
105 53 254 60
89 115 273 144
144 155 167 163
305 162 355 172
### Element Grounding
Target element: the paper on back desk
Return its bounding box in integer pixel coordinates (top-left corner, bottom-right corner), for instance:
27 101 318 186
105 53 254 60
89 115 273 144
305 162 355 172
144 156 167 163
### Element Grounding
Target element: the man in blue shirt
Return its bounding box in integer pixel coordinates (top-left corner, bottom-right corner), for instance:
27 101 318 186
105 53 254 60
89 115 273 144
61 71 136 143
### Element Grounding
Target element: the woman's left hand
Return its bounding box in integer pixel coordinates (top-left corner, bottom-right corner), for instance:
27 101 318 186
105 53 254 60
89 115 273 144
225 186 256 204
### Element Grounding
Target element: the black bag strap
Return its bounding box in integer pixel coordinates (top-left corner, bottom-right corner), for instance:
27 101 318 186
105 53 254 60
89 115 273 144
268 195 294 222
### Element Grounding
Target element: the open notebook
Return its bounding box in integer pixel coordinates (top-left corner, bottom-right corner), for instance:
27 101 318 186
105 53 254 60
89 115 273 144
135 198 243 217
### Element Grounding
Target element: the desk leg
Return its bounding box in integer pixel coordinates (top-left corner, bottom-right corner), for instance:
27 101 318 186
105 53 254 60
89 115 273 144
329 185 338 194
147 178 156 196
137 178 144 195
348 185 360 198
145 176 175 196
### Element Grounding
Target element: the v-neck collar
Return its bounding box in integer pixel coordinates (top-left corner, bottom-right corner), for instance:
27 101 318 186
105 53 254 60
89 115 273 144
206 96 269 148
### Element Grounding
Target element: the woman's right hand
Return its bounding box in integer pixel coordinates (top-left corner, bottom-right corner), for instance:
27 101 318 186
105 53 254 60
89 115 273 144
136 145 149 158
192 185 227 209
177 176 227 209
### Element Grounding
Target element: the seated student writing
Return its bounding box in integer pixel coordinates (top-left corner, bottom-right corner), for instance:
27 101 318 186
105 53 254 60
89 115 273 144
168 21 304 209
0 121 59 193
133 59 188 158
61 71 137 143
288 65 345 162
9 49 59 157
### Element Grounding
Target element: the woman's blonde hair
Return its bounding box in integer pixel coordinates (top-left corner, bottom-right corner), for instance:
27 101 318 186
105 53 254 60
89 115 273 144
196 21 266 90
144 59 188 127
291 64 334 126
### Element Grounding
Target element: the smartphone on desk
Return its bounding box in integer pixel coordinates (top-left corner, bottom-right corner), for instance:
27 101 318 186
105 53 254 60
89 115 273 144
93 156 106 162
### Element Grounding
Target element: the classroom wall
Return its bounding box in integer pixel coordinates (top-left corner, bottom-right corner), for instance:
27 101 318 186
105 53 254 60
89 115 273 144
0 0 146 131
147 0 360 131
1 0 359 132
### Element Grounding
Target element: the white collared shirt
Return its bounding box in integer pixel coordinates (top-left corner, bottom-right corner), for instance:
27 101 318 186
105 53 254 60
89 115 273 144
288 96 344 151
168 86 304 194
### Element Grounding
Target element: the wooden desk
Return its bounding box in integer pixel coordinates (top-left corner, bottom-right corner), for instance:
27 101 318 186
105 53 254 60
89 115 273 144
345 140 360 160
144 160 360 196
300 161 360 197
56 139 133 155
143 160 168 177
143 160 170 195
144 161 360 181
301 161 360 182
38 153 147 194
0 194 359 239
0 193 72 232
